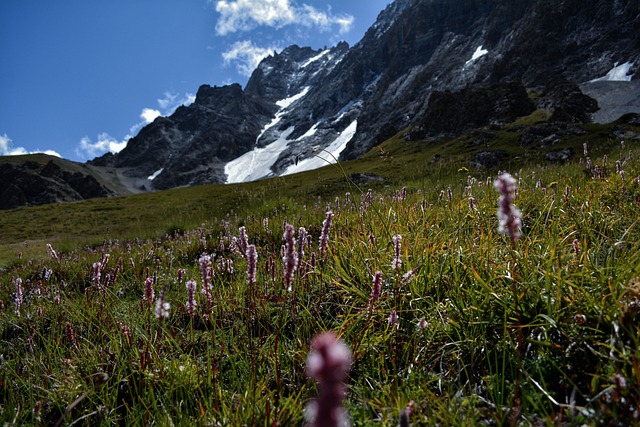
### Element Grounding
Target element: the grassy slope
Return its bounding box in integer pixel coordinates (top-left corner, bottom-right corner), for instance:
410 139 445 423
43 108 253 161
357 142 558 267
0 114 620 266
1 117 640 425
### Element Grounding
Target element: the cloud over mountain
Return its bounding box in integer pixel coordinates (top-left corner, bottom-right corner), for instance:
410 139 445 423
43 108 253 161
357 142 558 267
213 0 353 35
223 40 281 76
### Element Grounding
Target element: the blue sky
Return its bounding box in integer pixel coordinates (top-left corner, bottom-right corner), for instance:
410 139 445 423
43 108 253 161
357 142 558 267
0 0 392 161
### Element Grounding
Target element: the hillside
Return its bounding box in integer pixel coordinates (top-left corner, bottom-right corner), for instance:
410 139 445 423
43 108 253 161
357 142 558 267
1 115 639 424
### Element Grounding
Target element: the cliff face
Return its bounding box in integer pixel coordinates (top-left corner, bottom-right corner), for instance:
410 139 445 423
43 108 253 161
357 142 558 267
0 157 114 210
92 0 639 187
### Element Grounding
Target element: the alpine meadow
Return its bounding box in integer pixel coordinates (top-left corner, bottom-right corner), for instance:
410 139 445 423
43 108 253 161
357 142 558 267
2 0 640 425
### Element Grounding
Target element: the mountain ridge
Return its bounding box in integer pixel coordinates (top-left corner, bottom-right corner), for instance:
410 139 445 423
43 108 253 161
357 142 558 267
2 0 640 209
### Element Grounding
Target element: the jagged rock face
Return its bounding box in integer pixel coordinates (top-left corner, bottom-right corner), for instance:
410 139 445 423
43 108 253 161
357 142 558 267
341 0 640 158
538 77 600 124
410 82 536 139
91 84 278 189
0 160 113 210
91 0 640 187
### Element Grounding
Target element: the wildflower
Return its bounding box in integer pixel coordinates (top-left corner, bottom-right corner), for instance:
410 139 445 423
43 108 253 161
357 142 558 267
586 157 592 170
199 254 214 302
143 276 155 303
368 271 383 312
368 232 375 246
119 322 132 344
65 322 76 345
388 310 399 327
283 224 298 291
319 211 334 257
246 245 258 287
297 227 308 272
238 226 249 260
53 286 61 305
306 332 352 427
400 264 422 286
46 243 59 261
583 142 588 157
468 195 477 211
572 239 580 258
447 186 453 204
92 262 102 292
392 234 402 270
398 187 407 201
185 279 197 316
14 278 23 317
494 172 522 243
154 287 170 319
177 268 185 284
399 402 415 427
417 318 428 331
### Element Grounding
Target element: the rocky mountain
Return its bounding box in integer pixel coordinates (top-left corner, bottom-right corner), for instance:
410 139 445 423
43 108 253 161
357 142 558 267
0 0 631 207
0 155 114 210
90 0 638 190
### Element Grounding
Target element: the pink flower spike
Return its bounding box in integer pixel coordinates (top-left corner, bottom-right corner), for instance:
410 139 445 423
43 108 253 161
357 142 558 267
319 211 334 257
392 234 402 270
185 279 197 317
494 173 522 243
306 332 352 427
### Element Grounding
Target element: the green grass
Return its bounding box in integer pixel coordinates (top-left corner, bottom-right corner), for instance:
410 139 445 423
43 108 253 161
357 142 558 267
1 120 640 425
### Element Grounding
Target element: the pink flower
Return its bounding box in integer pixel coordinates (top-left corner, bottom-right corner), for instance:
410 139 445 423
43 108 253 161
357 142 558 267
494 173 522 243
154 287 170 319
185 279 197 316
46 243 59 261
14 278 23 317
283 224 298 291
388 310 399 327
319 211 334 257
246 245 258 287
368 271 383 312
392 234 402 270
306 332 352 427
143 276 155 303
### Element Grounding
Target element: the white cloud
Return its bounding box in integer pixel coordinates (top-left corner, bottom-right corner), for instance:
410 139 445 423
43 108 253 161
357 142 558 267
0 133 61 157
76 91 196 161
141 108 162 124
223 40 280 76
76 133 129 160
213 0 354 35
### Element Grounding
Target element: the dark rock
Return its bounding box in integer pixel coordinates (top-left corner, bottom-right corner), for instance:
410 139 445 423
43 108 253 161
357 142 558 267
472 151 507 168
519 123 586 147
545 148 574 161
0 159 114 210
538 76 599 123
412 82 535 139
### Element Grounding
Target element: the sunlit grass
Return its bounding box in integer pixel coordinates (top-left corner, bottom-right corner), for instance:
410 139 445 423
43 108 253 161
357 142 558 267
1 122 640 424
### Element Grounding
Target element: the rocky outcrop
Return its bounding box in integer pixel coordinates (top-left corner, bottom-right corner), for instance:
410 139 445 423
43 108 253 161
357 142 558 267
409 82 535 139
538 77 599 123
0 159 114 210
88 0 639 187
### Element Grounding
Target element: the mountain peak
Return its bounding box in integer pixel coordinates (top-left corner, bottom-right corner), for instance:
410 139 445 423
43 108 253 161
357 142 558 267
90 0 640 189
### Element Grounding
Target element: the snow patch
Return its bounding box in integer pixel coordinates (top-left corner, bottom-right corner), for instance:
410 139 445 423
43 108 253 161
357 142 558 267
148 168 164 181
225 87 314 183
590 62 634 82
276 87 310 109
464 45 488 67
301 50 329 68
225 127 295 183
283 121 357 176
